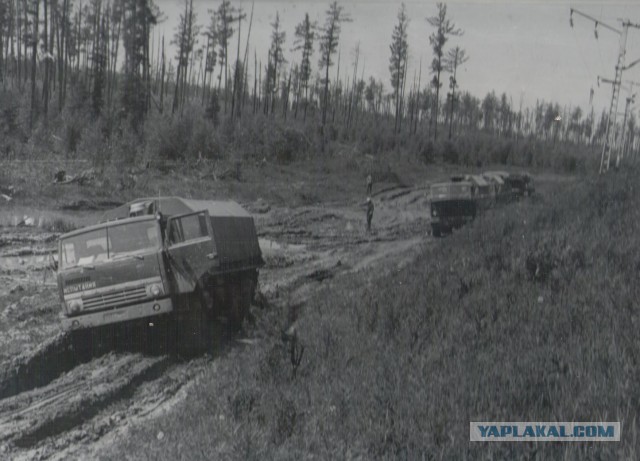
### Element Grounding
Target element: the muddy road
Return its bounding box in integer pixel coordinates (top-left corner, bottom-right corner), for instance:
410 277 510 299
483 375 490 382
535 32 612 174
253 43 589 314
0 183 433 459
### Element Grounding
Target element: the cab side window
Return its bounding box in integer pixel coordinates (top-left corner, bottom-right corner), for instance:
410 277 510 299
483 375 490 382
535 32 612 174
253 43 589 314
168 213 209 245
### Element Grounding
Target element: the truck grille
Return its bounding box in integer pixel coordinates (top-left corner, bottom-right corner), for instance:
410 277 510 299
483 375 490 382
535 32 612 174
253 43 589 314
65 276 91 287
82 286 148 311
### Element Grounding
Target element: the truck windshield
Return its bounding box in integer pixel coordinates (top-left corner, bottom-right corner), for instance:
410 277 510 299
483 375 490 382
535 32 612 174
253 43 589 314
60 220 161 269
431 184 471 199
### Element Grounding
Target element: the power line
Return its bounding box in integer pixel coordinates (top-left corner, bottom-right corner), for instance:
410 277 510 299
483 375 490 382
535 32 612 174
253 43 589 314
570 7 640 173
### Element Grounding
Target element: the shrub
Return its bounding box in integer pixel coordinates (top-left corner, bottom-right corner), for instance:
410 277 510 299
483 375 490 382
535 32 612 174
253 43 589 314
272 127 309 164
0 89 25 144
418 138 435 164
443 140 459 164
143 108 221 162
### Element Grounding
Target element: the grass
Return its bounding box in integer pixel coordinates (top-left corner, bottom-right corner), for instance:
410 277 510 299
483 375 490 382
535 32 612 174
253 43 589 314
97 167 640 459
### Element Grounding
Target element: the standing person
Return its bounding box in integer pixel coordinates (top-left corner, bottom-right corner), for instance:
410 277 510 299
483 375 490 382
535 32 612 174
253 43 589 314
366 197 374 232
366 174 373 195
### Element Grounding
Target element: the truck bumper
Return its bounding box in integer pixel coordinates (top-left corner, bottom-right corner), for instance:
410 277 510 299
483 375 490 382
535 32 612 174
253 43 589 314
431 216 473 230
62 297 174 330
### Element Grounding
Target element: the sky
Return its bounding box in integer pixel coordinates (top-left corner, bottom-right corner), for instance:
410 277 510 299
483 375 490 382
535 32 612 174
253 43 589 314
152 0 640 115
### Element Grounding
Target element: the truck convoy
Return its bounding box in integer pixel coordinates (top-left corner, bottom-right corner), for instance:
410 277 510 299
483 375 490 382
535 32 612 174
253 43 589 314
429 171 535 237
55 197 263 350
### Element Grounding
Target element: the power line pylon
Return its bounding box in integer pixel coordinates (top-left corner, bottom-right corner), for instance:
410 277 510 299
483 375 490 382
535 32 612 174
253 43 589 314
597 78 640 166
570 8 640 173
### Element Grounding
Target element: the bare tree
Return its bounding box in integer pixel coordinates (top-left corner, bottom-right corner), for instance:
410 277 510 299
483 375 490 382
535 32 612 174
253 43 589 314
41 0 49 114
29 0 38 129
214 0 235 111
121 0 160 127
293 12 316 121
389 2 408 134
318 1 350 149
443 46 468 139
202 8 218 106
239 2 254 114
105 0 122 111
346 42 360 128
171 0 198 115
92 0 109 116
229 5 245 118
427 2 461 141
267 12 285 115
0 0 7 83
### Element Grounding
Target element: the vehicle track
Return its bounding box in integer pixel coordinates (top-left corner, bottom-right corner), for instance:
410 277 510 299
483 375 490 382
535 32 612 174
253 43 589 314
0 333 75 401
2 355 170 448
0 318 234 456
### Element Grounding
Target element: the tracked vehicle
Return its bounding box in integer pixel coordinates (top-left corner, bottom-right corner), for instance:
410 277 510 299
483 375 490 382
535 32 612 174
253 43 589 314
55 197 263 348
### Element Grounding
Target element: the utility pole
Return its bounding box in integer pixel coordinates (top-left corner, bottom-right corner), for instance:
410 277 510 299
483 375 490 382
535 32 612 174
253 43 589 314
619 80 640 164
597 77 640 166
570 8 640 173
619 92 635 164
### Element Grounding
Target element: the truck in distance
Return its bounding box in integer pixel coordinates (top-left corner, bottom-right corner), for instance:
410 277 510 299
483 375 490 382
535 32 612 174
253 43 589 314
55 197 263 351
429 181 477 237
503 172 535 198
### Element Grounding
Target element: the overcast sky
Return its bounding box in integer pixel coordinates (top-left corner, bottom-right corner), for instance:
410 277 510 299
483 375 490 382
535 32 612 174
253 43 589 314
153 0 640 115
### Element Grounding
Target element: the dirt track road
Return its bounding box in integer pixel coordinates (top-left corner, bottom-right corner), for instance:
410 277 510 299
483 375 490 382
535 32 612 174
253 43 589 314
0 182 434 459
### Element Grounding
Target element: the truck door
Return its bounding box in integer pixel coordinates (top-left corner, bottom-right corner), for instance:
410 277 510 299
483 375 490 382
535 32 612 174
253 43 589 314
166 210 217 293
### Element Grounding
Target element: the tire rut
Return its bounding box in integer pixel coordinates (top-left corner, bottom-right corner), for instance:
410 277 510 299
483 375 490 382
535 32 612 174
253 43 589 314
1 354 171 449
13 357 172 448
0 333 77 402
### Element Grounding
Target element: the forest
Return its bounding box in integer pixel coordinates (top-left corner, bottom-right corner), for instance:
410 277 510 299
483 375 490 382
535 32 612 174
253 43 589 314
0 0 632 173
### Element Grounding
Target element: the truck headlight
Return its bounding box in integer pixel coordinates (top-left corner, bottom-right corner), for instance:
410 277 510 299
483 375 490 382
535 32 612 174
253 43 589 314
67 298 83 313
146 283 163 297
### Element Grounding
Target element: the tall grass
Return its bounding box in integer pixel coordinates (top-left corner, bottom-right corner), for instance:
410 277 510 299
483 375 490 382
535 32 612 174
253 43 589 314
101 169 639 460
